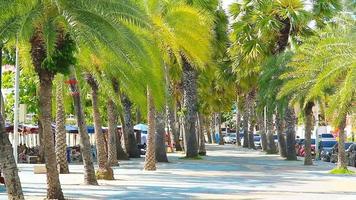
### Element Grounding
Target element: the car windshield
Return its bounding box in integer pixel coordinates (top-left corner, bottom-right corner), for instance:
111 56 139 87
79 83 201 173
229 133 236 137
345 143 353 149
321 134 334 138
254 136 260 141
273 135 278 140
321 141 337 147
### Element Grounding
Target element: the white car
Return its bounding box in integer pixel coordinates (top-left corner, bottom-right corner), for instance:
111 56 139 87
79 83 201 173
223 133 237 144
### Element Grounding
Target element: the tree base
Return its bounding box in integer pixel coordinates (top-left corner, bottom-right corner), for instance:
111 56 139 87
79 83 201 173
330 167 355 175
266 150 278 154
198 151 206 156
95 167 114 180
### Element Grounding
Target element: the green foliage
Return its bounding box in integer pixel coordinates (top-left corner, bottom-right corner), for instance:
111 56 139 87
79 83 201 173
329 167 355 175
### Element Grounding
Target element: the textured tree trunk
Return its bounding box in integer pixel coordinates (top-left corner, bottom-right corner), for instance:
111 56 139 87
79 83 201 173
68 74 98 185
86 74 113 180
217 112 224 145
112 80 129 160
276 111 287 157
120 93 140 158
167 105 181 151
182 57 198 157
155 112 168 162
198 114 206 155
242 95 249 148
38 120 45 163
258 115 268 151
144 88 156 170
205 116 212 144
107 99 119 166
55 75 69 174
247 90 256 149
38 72 64 199
304 102 314 165
266 115 277 154
337 116 348 169
235 106 241 146
210 115 217 144
285 107 297 160
31 30 64 199
0 113 24 200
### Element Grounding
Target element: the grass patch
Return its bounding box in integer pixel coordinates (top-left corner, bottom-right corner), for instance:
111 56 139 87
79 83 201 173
329 167 355 175
179 155 203 160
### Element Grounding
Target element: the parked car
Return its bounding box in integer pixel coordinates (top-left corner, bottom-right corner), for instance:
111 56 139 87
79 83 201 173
223 133 237 144
330 142 354 163
346 143 356 167
320 140 338 162
297 139 316 157
320 133 336 141
254 134 261 149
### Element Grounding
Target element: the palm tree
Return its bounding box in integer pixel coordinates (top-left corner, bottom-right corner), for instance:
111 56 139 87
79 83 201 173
280 19 355 169
197 113 207 155
68 71 98 185
85 73 113 180
54 75 69 174
143 0 213 158
107 99 119 166
119 92 140 158
1 1 153 197
155 111 168 162
144 87 156 170
0 113 24 199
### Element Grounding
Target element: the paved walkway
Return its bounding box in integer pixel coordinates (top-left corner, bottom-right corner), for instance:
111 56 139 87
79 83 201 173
1 144 356 199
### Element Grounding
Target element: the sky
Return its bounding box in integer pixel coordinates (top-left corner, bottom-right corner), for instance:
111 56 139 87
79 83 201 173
222 0 234 11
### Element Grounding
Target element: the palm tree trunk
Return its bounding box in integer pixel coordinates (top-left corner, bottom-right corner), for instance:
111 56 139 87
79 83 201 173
205 116 212 144
235 107 242 146
107 99 119 166
155 112 168 162
266 115 277 154
217 112 224 145
85 74 113 180
242 95 249 148
112 80 129 160
198 114 206 155
337 116 348 169
55 75 69 174
38 72 64 199
167 105 182 151
182 57 199 157
68 74 98 185
0 113 24 200
258 115 268 151
285 107 297 160
120 93 140 158
276 110 287 157
144 87 156 170
210 115 217 143
304 102 314 165
247 90 256 149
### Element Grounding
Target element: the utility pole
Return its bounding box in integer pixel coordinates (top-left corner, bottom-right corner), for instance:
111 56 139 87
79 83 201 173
13 37 20 163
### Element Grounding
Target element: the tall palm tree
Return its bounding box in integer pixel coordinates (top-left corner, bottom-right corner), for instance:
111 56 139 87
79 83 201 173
155 111 168 162
0 113 24 199
280 19 355 169
54 74 69 174
144 87 156 170
107 99 119 166
68 71 98 185
143 0 213 158
85 73 113 180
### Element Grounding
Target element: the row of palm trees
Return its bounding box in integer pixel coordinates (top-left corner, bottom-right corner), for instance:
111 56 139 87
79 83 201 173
0 0 354 199
228 0 355 171
0 0 226 199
